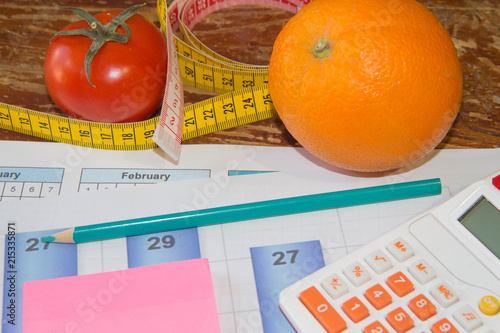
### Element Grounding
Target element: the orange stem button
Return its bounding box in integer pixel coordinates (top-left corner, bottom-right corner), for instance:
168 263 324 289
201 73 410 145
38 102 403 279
387 272 414 297
365 283 392 310
386 307 414 333
363 321 389 333
299 286 347 333
408 294 437 321
342 296 370 323
431 318 459 333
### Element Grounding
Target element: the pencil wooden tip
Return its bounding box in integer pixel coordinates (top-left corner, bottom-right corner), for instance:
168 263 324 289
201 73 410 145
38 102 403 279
42 228 76 244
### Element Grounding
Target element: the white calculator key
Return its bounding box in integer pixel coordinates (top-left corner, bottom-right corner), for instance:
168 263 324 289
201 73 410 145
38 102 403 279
408 259 436 284
321 274 349 299
343 262 371 287
430 281 460 307
386 237 414 262
453 305 483 332
364 249 393 274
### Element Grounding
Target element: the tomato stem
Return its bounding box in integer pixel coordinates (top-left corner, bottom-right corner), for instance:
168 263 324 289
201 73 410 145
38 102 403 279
90 22 105 35
312 37 331 59
51 3 146 87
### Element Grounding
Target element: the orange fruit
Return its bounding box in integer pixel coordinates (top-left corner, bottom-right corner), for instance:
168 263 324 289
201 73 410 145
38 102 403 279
268 0 463 172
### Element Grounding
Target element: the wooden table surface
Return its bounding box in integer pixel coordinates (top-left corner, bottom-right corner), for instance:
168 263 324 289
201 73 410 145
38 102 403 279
1 0 499 149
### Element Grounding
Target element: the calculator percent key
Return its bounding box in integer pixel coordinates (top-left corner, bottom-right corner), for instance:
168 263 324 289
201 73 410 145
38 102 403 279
344 262 371 287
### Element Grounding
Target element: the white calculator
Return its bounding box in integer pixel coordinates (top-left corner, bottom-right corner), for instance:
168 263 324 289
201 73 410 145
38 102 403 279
280 170 500 333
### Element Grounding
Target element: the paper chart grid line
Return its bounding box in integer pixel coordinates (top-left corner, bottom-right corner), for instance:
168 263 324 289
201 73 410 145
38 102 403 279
335 208 349 260
218 224 239 331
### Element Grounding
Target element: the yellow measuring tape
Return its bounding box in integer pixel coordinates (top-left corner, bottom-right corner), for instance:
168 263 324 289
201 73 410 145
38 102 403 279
0 0 303 150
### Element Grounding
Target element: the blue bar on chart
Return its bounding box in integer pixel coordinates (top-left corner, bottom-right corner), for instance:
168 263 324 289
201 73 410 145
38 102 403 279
0 167 64 200
250 240 325 333
2 229 77 333
126 228 201 268
78 168 211 191
228 170 275 176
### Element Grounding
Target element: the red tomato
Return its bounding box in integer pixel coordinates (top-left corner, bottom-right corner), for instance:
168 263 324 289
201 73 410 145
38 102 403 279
44 7 168 123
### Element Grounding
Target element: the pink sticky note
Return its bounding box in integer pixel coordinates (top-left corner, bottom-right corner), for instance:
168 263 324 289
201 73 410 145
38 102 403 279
23 258 220 333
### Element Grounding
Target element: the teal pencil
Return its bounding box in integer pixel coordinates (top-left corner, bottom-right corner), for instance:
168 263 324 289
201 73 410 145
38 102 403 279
42 178 441 244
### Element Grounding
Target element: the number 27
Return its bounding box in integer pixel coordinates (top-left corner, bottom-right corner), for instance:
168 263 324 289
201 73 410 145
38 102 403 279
26 238 50 252
272 249 299 265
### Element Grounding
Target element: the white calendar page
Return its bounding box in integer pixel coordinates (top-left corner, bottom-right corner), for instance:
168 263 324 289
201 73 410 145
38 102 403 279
0 141 499 333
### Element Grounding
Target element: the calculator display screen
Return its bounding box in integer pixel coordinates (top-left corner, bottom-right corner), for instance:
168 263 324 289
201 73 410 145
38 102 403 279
459 196 500 259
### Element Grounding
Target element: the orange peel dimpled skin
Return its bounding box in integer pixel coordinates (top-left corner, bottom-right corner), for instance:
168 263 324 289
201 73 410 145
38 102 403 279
268 0 463 172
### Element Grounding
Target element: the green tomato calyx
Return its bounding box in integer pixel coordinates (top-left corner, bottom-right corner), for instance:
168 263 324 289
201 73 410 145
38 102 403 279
312 37 331 60
51 3 146 87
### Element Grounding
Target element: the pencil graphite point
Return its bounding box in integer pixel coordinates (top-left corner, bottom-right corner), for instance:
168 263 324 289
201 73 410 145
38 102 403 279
41 236 56 243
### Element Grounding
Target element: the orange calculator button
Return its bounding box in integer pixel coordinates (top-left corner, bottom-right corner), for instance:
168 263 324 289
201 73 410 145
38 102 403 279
299 286 347 333
342 296 369 323
431 318 459 333
409 294 436 321
387 272 414 297
364 321 389 333
387 307 414 333
365 284 392 310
